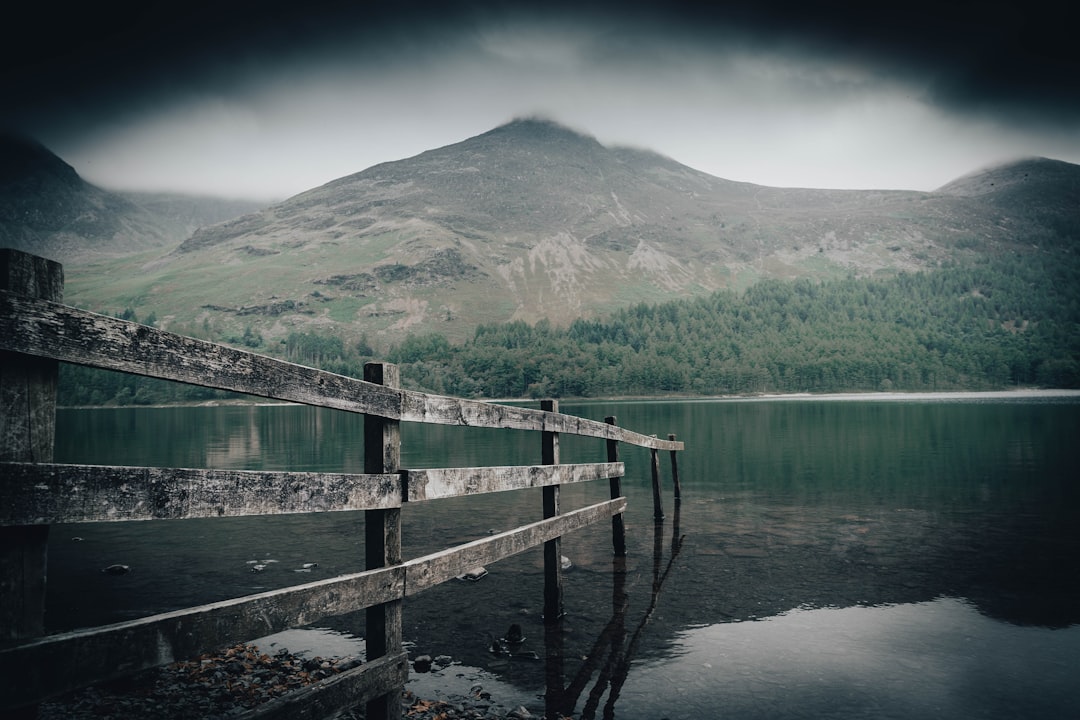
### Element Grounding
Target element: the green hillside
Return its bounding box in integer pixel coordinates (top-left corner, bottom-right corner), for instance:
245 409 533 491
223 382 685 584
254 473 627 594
58 247 1080 405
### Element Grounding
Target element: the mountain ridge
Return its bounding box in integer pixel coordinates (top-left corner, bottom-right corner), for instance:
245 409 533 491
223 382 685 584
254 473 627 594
4 119 1077 352
0 132 268 263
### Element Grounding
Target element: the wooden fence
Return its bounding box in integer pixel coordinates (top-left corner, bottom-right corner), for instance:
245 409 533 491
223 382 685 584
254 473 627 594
0 249 683 719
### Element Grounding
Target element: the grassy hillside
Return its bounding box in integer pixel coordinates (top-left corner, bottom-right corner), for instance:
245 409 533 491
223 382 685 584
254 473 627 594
59 247 1080 405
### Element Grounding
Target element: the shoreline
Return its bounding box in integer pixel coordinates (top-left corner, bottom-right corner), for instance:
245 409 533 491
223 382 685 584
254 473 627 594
58 387 1080 411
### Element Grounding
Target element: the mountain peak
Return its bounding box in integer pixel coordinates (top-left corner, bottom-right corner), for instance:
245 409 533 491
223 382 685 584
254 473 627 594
490 115 595 138
935 157 1080 226
467 116 605 153
0 132 82 188
935 157 1080 197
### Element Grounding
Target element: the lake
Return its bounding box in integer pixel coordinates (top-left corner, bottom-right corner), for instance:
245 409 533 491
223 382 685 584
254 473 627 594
48 393 1080 718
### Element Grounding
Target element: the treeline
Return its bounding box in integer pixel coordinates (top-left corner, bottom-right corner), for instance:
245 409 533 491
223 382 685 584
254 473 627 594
389 251 1080 397
57 249 1079 405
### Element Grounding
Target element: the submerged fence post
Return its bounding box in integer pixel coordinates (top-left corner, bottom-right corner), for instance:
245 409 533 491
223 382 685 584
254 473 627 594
541 399 563 621
0 250 61 644
650 447 664 521
605 416 627 557
363 362 403 720
668 434 682 502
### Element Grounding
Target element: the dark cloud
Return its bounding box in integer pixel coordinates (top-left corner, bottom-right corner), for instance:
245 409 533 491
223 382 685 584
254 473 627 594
605 1 1079 127
4 0 1077 139
3 0 1075 197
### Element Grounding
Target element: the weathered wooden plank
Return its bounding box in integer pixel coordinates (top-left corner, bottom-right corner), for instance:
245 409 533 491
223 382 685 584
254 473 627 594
0 291 403 417
400 389 684 449
0 291 683 449
0 566 404 709
0 462 401 526
239 651 409 720
403 462 624 502
404 498 627 596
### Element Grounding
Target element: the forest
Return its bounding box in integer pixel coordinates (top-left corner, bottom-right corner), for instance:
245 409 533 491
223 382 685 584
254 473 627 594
57 248 1080 405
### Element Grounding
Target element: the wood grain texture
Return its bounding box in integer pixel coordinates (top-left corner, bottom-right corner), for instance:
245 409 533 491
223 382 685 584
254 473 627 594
0 291 684 450
401 388 683 449
0 291 402 417
0 462 401 525
403 462 623 502
0 249 60 645
403 498 627 596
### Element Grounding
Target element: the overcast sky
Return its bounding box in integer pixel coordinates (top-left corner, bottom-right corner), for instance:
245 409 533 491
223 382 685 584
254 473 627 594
4 1 1077 200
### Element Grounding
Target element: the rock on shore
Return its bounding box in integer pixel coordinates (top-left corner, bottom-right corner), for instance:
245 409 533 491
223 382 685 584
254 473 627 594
38 641 558 719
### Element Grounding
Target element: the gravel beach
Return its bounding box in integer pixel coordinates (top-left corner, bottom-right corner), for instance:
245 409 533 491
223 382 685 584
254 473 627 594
37 641 555 720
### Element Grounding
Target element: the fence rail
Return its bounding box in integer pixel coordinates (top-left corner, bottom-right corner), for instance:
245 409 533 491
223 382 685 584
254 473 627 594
0 290 682 450
0 248 683 719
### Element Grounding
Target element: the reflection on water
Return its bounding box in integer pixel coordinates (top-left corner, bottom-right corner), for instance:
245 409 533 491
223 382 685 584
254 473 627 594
49 396 1080 717
621 597 1080 720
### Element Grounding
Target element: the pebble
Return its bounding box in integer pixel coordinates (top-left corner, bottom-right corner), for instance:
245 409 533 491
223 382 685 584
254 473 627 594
38 642 558 720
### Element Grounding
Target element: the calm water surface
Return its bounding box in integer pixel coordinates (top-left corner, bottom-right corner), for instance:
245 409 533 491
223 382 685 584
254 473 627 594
50 395 1080 718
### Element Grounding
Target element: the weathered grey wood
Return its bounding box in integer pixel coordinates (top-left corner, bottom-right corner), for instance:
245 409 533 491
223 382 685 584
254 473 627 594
403 462 623 502
238 651 408 720
669 433 682 501
541 399 563 622
401 388 683 449
606 416 627 557
650 448 664 521
0 291 685 450
0 250 64 307
0 565 404 709
0 251 691 717
404 498 627 595
363 362 403 720
0 249 61 650
0 462 400 525
0 291 403 417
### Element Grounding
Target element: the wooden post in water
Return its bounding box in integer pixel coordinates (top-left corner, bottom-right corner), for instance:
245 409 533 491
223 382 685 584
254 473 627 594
363 362 402 720
668 434 682 502
0 249 61 719
650 447 664 521
541 399 565 717
605 416 626 557
541 399 563 621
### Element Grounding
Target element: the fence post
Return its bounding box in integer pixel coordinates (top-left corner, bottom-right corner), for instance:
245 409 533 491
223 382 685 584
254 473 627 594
650 447 664 521
0 250 61 645
363 362 402 720
1 250 61 719
605 416 626 557
541 399 563 621
668 434 682 502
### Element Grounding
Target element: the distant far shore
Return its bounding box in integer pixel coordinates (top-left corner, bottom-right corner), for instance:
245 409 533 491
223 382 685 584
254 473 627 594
58 388 1080 410
703 388 1080 402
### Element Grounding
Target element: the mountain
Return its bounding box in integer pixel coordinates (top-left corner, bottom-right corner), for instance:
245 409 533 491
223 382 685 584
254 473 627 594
935 157 1080 246
0 133 265 263
13 119 1080 352
115 192 269 247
